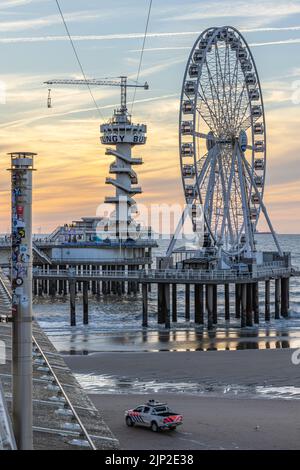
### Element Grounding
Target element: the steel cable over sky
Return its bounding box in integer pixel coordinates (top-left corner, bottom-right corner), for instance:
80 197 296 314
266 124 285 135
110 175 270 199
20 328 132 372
54 0 105 120
131 0 153 114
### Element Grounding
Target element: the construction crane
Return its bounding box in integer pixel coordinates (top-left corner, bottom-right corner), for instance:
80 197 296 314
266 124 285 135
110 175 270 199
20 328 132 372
44 76 149 113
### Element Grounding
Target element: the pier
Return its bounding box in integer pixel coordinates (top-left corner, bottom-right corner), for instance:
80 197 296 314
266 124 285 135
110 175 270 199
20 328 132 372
30 263 294 329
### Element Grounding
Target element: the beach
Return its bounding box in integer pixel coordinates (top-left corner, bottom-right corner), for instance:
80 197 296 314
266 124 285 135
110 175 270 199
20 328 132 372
65 349 300 450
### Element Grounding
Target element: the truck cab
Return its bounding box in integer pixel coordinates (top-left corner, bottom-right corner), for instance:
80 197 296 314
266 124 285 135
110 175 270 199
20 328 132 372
125 400 183 432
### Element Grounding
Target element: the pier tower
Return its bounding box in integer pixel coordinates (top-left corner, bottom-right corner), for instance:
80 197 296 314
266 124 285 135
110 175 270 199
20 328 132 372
100 77 147 240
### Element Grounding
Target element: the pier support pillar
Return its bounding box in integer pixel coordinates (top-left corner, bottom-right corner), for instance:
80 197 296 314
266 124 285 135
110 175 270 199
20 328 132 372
213 285 218 324
172 284 177 323
265 280 270 322
157 284 164 324
207 284 214 330
253 282 259 324
92 266 97 294
185 284 190 321
33 280 37 296
225 284 230 321
194 284 204 325
142 283 148 327
235 284 241 319
246 283 253 327
38 280 43 297
83 281 89 325
70 280 76 326
102 265 107 295
281 277 289 318
275 278 281 320
163 284 171 329
49 279 56 297
241 284 247 328
106 266 111 295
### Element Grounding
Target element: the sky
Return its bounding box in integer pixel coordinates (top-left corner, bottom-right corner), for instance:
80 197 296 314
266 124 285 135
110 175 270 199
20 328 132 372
0 0 300 233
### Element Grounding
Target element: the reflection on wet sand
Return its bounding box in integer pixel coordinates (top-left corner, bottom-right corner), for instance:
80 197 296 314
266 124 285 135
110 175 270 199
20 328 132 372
56 327 297 355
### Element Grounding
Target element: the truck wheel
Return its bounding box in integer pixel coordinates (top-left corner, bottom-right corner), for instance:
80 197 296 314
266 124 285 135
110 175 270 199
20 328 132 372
151 421 159 432
126 416 134 427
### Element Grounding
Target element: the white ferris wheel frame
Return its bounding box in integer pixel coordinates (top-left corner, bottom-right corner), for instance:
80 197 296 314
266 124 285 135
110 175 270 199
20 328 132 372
179 26 268 256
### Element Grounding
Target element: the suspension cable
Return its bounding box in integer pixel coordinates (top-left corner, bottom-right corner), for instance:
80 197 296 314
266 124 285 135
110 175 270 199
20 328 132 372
54 0 105 119
130 0 153 114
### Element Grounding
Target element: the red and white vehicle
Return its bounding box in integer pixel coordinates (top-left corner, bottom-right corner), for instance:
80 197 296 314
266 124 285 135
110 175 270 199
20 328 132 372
125 400 183 432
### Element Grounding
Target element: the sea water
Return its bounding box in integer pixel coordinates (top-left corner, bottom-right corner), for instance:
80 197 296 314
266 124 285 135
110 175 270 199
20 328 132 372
32 234 300 354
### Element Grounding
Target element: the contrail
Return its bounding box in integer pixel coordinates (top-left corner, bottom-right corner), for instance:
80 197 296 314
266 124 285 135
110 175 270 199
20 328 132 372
0 32 198 44
2 25 300 44
130 38 300 53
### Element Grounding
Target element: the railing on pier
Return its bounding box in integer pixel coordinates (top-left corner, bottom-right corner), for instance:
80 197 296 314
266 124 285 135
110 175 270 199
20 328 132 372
0 238 157 249
50 257 152 265
32 264 293 282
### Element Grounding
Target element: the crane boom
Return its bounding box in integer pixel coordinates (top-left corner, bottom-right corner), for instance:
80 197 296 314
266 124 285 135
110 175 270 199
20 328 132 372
44 75 149 111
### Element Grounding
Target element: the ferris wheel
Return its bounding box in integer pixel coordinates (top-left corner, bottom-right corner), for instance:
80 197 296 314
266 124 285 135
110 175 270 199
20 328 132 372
179 26 267 256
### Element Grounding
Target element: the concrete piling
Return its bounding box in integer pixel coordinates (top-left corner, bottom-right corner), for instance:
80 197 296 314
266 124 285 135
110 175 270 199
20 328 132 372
213 285 218 324
172 283 177 323
235 284 241 319
265 280 270 322
225 284 230 321
142 283 148 327
164 284 171 329
246 283 253 327
281 277 289 318
207 284 214 330
70 280 76 327
83 281 89 325
157 283 164 324
275 278 281 320
241 283 247 328
194 284 204 325
185 284 190 321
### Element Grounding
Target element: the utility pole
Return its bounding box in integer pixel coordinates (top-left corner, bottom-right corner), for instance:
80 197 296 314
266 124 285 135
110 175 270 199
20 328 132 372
9 152 36 450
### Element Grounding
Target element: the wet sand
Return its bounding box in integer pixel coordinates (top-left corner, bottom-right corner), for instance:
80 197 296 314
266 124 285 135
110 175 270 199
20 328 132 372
65 348 300 386
65 349 300 450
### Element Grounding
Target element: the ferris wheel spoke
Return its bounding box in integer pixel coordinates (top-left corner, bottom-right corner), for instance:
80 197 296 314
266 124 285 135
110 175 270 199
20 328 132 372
227 44 234 120
194 131 215 142
231 54 240 130
196 96 219 132
204 57 228 131
236 145 255 251
195 146 218 197
235 94 251 130
199 68 221 130
218 149 236 245
203 148 220 227
196 107 216 133
215 41 232 130
232 82 248 130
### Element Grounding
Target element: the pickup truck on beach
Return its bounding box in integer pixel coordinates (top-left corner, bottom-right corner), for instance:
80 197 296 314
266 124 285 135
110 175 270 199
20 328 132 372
125 400 183 432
